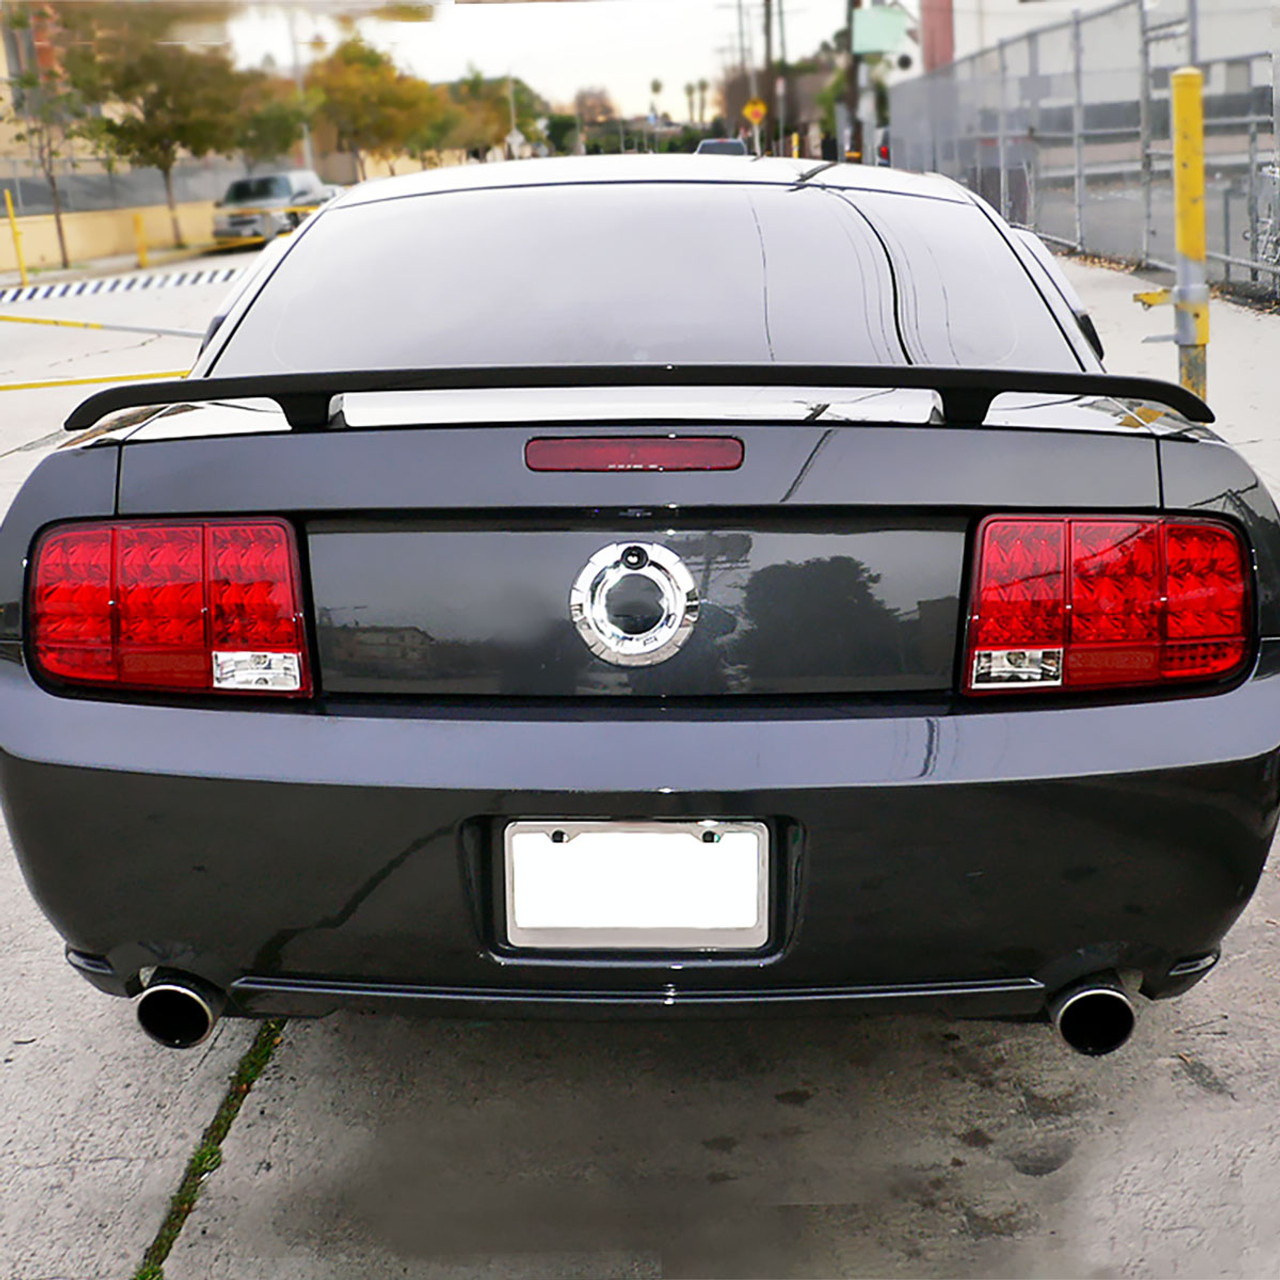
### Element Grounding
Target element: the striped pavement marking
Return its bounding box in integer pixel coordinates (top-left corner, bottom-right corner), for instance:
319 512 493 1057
0 265 244 305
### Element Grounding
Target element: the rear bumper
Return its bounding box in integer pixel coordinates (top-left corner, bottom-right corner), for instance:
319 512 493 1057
5 646 1279 1020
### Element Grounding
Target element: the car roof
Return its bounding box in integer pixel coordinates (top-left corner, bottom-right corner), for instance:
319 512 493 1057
329 155 969 210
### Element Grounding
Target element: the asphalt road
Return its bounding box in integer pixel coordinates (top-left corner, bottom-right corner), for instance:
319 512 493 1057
2 251 1280 1279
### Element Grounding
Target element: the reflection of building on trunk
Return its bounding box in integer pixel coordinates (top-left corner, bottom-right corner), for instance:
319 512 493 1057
328 623 436 668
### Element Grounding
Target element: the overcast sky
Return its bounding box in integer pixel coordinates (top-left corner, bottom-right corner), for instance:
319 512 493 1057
229 0 857 118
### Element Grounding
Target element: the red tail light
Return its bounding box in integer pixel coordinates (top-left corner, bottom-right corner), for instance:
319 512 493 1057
965 516 1250 695
526 436 744 472
31 520 311 696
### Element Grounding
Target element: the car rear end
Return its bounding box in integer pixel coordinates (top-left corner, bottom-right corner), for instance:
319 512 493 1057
3 159 1277 1051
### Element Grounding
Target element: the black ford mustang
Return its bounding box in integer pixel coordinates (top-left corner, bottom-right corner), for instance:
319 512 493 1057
3 157 1277 1057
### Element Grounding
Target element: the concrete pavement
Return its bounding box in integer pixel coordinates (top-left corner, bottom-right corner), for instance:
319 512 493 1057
0 253 258 1280
1 253 1280 1278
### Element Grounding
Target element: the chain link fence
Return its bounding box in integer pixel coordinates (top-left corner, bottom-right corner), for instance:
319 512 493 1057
889 0 1280 298
0 153 279 219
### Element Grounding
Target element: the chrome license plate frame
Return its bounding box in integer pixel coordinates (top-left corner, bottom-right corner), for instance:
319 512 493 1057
503 819 770 952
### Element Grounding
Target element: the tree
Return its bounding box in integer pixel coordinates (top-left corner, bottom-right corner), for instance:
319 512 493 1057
543 113 578 156
436 71 547 161
697 78 709 125
73 36 242 247
649 77 663 118
684 82 695 124
0 3 91 268
405 92 461 168
235 72 311 174
573 86 616 125
309 38 439 179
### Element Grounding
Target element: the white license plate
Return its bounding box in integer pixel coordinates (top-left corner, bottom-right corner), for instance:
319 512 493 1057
503 820 769 951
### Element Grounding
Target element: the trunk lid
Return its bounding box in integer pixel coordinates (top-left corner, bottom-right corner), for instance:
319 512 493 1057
115 399 1164 699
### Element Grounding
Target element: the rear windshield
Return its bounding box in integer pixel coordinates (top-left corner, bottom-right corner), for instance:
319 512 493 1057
212 182 1080 374
224 175 291 203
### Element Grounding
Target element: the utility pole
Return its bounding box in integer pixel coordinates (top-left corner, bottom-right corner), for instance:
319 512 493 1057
737 0 760 154
777 0 788 155
285 5 315 172
763 0 774 153
845 0 862 161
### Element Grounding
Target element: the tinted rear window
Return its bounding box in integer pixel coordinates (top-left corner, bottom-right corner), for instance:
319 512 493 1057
224 176 291 203
212 182 1079 374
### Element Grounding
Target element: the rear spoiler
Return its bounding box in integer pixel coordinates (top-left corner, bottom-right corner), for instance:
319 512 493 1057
63 364 1213 432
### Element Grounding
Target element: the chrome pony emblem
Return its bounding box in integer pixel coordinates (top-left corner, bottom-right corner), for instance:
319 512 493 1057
569 543 699 667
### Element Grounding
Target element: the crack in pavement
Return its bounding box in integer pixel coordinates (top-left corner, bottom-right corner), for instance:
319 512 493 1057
133 1018 287 1280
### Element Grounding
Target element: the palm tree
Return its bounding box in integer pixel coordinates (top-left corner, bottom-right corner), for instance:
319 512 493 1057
697 78 709 125
650 78 663 119
684 82 695 123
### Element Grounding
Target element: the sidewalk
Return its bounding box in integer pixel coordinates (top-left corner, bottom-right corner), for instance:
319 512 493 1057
1060 254 1280 496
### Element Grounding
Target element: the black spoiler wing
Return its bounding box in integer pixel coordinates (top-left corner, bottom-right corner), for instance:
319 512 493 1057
64 364 1213 432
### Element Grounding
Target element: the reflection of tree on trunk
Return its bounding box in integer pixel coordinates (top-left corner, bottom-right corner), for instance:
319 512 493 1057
730 556 904 679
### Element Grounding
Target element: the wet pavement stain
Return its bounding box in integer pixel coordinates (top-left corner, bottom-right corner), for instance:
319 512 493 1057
1175 1053 1236 1099
702 1136 739 1153
774 1088 813 1107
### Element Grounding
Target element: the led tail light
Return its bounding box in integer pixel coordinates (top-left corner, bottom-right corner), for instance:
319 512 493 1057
965 516 1250 695
30 519 311 696
526 436 744 472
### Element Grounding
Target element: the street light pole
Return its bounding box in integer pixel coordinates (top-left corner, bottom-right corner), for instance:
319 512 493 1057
845 0 862 160
737 0 760 153
763 0 773 153
285 5 315 173
777 0 788 155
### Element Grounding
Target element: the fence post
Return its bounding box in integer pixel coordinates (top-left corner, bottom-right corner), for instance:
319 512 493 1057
1273 5 1280 178
997 40 1009 220
1137 0 1153 265
1222 187 1231 285
1027 31 1042 233
1171 66 1209 398
1248 122 1259 285
4 189 28 287
1072 9 1086 251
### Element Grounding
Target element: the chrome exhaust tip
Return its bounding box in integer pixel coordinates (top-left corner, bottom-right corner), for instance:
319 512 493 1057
136 977 224 1049
1049 974 1137 1056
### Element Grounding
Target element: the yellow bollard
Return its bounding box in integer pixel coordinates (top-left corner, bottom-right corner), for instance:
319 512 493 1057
1171 66 1208 399
133 212 149 270
4 189 28 287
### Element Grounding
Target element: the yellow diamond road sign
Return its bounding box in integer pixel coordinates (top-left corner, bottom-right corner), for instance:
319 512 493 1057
742 98 767 126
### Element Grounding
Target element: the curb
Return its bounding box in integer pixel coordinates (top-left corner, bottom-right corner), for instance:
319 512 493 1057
0 266 245 305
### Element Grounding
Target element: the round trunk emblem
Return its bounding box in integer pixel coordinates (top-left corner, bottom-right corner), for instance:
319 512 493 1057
570 543 699 666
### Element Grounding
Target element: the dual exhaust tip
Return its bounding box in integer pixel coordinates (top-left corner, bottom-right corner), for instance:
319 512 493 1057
1049 973 1137 1056
133 971 1137 1056
136 976 224 1050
